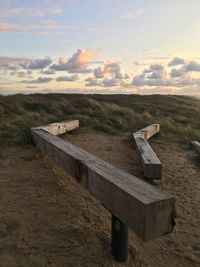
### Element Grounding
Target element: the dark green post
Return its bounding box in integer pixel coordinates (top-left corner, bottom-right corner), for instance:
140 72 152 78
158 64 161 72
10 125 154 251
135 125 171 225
111 214 128 262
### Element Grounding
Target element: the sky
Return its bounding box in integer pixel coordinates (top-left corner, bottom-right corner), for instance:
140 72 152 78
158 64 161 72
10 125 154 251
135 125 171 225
0 0 200 95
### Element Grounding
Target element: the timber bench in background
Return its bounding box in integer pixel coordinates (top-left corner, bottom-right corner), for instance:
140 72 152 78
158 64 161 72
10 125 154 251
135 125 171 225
133 124 162 180
31 120 175 263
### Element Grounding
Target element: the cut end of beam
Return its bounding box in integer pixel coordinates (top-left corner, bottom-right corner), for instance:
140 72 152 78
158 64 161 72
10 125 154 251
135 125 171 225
33 120 79 136
135 124 160 140
144 197 175 241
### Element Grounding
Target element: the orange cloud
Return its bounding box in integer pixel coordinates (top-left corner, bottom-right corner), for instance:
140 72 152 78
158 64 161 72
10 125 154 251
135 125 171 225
51 49 96 73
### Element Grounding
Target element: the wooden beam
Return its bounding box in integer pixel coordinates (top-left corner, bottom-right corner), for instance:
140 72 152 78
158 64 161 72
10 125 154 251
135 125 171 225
133 124 162 180
31 128 175 241
191 141 200 156
34 120 79 136
138 124 160 140
134 136 162 179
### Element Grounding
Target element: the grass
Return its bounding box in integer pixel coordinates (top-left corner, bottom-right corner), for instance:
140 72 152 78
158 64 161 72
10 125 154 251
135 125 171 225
0 93 200 147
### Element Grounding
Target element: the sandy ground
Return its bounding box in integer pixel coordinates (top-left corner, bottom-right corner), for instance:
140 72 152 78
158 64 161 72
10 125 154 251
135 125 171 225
0 129 200 267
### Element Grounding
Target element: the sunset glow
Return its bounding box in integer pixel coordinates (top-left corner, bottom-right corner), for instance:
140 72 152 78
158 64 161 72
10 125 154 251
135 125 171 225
0 0 200 95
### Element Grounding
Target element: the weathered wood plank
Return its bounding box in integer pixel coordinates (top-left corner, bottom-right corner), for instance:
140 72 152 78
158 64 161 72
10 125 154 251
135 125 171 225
133 124 162 180
31 128 175 241
137 124 160 140
134 136 162 179
191 141 200 156
34 120 79 135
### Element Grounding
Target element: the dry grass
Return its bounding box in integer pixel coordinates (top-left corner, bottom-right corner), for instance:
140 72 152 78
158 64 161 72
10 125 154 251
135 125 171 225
0 93 200 147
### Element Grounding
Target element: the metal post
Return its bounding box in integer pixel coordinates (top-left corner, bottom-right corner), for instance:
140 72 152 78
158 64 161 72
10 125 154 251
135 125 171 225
111 214 128 262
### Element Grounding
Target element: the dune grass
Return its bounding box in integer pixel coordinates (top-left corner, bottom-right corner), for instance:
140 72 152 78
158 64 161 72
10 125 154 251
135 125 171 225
0 93 200 147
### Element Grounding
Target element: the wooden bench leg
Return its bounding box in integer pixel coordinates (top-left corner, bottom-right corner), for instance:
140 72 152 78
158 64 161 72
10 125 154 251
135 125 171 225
111 214 128 262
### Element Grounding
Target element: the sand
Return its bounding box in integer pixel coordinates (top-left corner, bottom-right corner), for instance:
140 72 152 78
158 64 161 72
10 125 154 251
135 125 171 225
0 129 200 266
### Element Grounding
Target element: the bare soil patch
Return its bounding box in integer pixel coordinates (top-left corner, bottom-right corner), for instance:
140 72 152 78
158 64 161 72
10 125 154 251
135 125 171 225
0 129 200 267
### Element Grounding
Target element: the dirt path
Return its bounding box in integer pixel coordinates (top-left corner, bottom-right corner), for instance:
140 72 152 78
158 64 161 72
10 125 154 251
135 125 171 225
0 129 200 267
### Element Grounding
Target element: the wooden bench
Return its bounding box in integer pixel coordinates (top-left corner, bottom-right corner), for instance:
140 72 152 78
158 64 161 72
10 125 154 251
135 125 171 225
133 124 162 180
31 120 175 262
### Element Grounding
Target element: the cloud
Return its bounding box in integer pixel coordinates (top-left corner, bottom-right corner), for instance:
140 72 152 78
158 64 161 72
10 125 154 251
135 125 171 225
139 64 166 82
141 48 159 53
169 60 200 78
51 49 94 73
41 69 55 75
0 22 27 33
132 64 171 87
102 78 120 87
85 77 122 87
18 72 27 78
0 7 63 17
132 74 191 87
56 75 79 82
143 64 164 73
85 77 102 87
82 56 133 88
121 9 144 20
36 19 59 29
21 77 53 84
168 57 185 66
134 61 149 67
34 20 78 30
93 61 128 79
170 68 184 78
124 73 129 79
148 71 163 79
84 27 136 35
2 53 200 95
0 19 77 35
169 59 200 78
184 61 200 72
21 57 52 70
10 71 29 78
85 61 129 87
133 74 164 87
132 60 200 88
0 56 30 70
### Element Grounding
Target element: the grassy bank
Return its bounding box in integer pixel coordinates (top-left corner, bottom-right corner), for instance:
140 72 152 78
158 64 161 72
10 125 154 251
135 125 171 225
0 93 200 147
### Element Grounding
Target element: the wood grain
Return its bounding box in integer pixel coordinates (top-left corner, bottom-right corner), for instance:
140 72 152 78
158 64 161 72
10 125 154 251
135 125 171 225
34 120 79 135
31 128 175 241
133 124 162 180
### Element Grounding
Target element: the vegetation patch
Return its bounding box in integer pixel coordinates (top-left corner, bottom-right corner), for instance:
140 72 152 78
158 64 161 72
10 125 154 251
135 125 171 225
0 94 200 147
